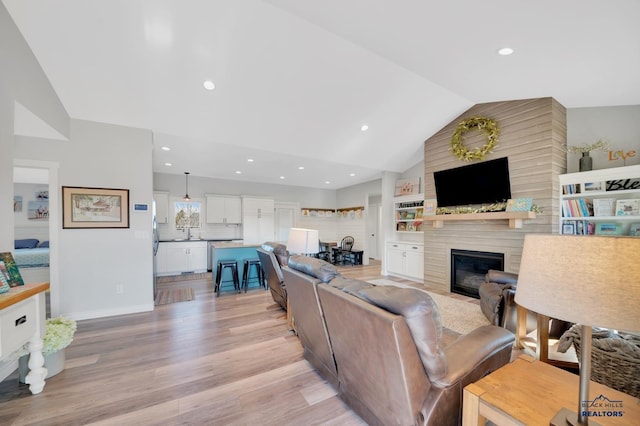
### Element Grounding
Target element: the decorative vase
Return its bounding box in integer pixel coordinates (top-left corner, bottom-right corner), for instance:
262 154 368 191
18 350 66 383
579 152 593 172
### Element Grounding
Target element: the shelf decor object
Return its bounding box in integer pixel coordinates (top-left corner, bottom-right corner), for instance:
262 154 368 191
450 116 499 162
515 234 640 426
564 139 610 172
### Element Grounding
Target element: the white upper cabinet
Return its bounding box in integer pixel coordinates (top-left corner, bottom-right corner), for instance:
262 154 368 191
206 195 242 224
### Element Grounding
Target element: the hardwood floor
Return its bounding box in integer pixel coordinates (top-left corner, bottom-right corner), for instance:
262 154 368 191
0 260 480 426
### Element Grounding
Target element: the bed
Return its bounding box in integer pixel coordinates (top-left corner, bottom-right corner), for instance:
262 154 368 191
14 239 50 284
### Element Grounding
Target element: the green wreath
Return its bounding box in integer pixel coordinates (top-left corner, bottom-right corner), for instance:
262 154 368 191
450 116 499 161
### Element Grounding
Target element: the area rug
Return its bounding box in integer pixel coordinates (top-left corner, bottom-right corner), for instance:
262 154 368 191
367 279 489 335
154 287 195 305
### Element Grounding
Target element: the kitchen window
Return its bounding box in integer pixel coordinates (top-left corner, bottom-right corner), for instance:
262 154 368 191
175 201 201 230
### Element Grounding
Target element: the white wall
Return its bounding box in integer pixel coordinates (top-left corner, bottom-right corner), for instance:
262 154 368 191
15 119 154 319
567 105 640 172
0 3 68 251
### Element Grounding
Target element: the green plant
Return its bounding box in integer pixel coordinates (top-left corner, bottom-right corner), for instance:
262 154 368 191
16 316 77 357
565 139 610 154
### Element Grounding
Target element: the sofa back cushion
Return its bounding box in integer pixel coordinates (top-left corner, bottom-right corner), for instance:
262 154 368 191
261 241 290 266
357 285 448 381
328 276 374 298
287 255 340 283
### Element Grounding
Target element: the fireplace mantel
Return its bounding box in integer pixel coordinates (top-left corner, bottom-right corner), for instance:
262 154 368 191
423 211 537 229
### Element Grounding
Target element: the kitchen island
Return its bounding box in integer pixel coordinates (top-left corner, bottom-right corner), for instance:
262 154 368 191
210 242 263 292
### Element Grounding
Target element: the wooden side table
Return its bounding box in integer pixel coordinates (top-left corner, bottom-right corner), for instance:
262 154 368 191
463 355 640 425
0 283 50 394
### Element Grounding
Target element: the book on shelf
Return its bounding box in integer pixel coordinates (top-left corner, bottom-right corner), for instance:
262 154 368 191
562 183 580 195
615 199 640 216
595 223 622 235
561 198 593 217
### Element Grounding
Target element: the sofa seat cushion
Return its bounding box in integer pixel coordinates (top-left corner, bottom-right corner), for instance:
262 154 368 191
356 285 448 381
288 255 341 283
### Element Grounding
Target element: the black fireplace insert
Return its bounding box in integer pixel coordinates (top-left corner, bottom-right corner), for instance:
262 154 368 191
451 249 504 298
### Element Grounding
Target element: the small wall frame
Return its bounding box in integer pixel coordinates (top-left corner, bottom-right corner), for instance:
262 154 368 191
62 186 130 229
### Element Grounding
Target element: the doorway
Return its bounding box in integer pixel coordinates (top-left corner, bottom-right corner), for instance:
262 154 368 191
13 160 60 316
274 202 298 244
366 195 382 260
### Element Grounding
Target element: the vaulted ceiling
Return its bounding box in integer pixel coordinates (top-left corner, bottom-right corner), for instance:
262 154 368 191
4 0 639 189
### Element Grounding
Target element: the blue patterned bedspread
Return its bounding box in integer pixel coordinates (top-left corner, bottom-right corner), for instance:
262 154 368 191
14 247 50 268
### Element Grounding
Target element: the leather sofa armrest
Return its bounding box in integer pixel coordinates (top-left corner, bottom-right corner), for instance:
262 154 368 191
434 325 514 387
485 269 518 285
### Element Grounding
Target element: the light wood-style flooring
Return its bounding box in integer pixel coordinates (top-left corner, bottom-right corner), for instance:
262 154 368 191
0 260 481 426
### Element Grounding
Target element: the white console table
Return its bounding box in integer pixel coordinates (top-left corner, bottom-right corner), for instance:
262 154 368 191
0 282 49 394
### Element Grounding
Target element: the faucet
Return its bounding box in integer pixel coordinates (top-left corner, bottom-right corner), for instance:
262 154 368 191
187 227 191 240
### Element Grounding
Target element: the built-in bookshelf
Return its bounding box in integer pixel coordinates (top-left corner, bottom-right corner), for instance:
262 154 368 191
559 165 640 236
394 195 424 233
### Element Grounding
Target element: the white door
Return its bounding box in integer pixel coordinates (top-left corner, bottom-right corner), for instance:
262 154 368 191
366 203 380 259
275 202 298 244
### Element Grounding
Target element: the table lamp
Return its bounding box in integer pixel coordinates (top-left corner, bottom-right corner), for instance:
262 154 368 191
515 234 640 426
287 228 319 255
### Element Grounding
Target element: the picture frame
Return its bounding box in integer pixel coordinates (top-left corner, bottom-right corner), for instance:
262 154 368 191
506 198 533 212
592 198 616 216
629 223 640 237
615 199 640 216
424 199 437 216
583 181 603 192
394 177 420 196
62 186 130 229
595 223 622 236
562 222 576 235
0 252 24 287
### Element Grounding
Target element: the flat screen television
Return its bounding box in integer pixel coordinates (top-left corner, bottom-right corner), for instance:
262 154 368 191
433 157 511 207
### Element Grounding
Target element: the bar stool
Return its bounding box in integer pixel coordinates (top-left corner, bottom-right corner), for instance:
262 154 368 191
242 258 264 292
215 259 240 297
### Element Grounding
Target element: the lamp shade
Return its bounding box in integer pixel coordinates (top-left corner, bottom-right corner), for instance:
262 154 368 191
287 228 319 254
515 234 640 332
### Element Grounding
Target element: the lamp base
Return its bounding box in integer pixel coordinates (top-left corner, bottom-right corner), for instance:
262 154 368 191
550 407 603 426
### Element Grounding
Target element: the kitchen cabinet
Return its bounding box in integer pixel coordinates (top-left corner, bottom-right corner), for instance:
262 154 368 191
386 241 424 281
242 197 275 244
156 241 207 276
153 191 170 224
206 195 242 224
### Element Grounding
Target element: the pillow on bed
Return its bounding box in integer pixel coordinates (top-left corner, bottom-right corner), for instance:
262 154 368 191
38 241 49 248
15 239 39 249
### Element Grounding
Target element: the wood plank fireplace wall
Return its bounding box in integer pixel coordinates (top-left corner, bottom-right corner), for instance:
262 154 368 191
422 97 567 292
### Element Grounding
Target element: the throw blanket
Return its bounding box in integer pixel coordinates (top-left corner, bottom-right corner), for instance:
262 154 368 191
557 324 640 359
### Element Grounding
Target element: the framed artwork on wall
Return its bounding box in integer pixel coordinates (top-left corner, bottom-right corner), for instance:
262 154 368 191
62 186 130 229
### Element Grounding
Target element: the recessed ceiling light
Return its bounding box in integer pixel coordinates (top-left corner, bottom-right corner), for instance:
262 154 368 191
247 158 254 162
361 124 369 131
350 173 356 177
161 146 171 151
325 181 331 185
164 162 172 166
203 80 215 90
279 176 285 180
235 170 241 174
497 47 514 56
298 166 305 170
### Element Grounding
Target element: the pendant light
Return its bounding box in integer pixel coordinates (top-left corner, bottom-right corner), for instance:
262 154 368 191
183 171 191 201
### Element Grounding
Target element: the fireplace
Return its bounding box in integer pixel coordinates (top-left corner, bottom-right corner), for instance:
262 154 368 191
451 249 504 299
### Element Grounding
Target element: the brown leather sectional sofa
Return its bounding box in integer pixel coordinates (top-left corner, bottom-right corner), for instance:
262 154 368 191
282 255 515 426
